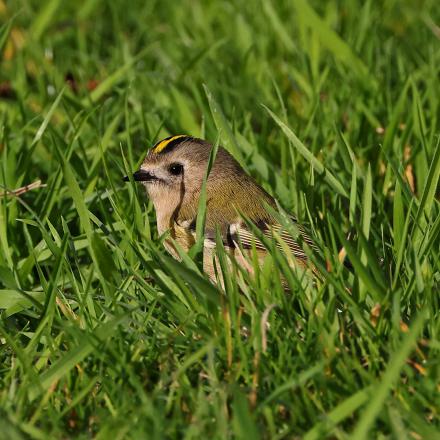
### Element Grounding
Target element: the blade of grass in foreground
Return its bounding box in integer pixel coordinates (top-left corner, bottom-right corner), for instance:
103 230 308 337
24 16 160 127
349 160 358 224
57 144 115 294
258 362 324 408
329 215 386 300
393 181 404 255
359 163 372 301
304 386 372 440
351 309 427 439
189 137 219 260
28 313 129 401
412 138 440 249
264 106 348 198
392 199 414 289
232 389 259 440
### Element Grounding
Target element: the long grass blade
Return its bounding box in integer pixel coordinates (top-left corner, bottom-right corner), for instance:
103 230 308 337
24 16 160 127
264 106 348 198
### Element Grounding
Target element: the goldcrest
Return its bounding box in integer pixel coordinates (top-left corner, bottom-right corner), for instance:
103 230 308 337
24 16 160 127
125 135 317 281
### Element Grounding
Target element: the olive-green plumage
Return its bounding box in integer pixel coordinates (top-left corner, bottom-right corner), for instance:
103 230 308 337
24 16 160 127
175 146 275 231
127 136 316 281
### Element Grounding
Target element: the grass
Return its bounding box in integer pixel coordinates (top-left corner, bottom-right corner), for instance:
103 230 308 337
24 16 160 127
0 0 439 438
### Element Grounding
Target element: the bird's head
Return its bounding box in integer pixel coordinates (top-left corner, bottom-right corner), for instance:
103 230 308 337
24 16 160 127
124 135 274 232
124 136 215 226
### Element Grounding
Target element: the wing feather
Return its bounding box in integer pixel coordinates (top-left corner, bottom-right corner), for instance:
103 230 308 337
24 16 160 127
178 215 317 262
229 217 315 261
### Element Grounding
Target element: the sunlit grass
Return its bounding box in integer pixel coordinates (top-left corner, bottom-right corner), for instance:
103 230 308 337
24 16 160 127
0 0 439 438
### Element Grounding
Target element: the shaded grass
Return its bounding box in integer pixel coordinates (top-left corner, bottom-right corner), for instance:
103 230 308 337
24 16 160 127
0 0 439 438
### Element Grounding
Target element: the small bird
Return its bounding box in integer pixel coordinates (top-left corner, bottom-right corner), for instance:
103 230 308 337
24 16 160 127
124 135 317 282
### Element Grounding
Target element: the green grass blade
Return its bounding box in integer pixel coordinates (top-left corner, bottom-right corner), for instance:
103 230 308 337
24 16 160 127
189 138 219 259
262 0 295 52
359 163 372 300
304 387 372 440
29 0 61 41
393 181 404 254
0 17 12 53
28 313 129 401
349 161 358 224
264 105 348 198
351 309 427 439
259 362 324 408
412 138 440 249
382 79 411 153
203 84 247 168
31 88 65 147
293 0 376 89
82 47 151 105
362 164 372 240
232 389 260 440
330 216 386 300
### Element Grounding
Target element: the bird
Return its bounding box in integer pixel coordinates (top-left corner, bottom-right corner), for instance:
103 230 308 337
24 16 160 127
124 135 318 283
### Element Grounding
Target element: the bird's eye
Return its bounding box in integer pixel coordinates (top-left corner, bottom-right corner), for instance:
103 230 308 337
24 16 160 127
168 163 184 176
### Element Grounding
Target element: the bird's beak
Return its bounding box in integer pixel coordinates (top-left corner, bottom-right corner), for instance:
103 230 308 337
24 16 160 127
123 170 156 182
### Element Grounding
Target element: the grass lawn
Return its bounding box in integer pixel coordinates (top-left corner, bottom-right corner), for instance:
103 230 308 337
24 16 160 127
0 0 439 438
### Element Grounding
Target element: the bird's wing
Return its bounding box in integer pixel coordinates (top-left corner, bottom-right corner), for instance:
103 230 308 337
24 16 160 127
228 217 317 261
179 216 317 262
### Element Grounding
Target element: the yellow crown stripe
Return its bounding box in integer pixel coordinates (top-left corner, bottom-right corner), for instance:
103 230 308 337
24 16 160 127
152 135 188 154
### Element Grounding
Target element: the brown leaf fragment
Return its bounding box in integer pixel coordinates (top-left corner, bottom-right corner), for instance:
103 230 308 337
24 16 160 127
370 303 381 327
407 359 427 376
400 321 409 333
0 179 46 197
87 79 99 91
404 145 415 193
338 246 347 264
